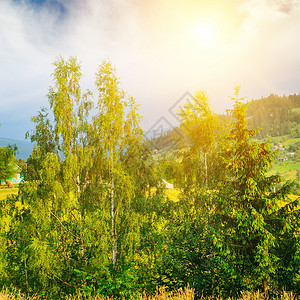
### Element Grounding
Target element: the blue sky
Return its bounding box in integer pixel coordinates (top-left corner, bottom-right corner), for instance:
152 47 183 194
0 0 300 141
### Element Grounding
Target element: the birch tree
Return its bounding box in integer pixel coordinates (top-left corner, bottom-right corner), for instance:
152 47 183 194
93 59 143 271
177 91 222 296
9 56 94 296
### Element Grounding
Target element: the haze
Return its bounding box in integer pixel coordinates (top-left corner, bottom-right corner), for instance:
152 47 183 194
0 0 299 140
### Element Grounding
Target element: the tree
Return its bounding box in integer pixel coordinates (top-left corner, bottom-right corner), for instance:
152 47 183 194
0 144 18 187
92 59 144 273
0 57 95 297
0 57 149 298
152 87 300 297
150 91 226 296
177 91 222 296
25 108 59 181
178 90 222 191
215 87 300 295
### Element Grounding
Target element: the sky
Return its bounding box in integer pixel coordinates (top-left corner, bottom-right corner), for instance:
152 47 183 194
0 0 300 141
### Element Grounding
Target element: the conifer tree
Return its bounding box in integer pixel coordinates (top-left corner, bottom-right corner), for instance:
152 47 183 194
215 87 300 294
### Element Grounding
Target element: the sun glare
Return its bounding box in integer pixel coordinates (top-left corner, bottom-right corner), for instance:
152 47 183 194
191 20 217 47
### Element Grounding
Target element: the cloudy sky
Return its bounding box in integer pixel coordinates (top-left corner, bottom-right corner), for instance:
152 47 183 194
0 0 299 141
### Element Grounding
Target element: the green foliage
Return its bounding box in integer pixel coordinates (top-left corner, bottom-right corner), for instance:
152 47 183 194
149 87 300 298
0 145 18 185
246 93 300 138
0 60 299 299
0 57 160 299
214 87 300 294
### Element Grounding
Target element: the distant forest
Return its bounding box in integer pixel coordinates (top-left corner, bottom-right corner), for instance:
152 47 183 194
247 93 300 138
150 93 300 150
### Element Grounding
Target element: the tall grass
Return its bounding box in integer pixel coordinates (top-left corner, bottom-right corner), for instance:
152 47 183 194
0 290 38 300
0 288 298 300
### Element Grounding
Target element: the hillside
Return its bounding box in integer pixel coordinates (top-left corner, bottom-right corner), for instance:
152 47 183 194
247 93 300 138
149 92 300 151
149 92 300 186
0 137 33 159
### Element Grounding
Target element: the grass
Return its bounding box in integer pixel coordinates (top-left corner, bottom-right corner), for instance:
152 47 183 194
292 107 300 113
0 187 18 200
0 288 298 300
268 160 299 181
269 135 291 145
0 290 38 300
282 138 300 147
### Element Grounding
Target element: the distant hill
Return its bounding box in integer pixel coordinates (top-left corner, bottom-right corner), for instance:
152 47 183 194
246 93 300 138
0 138 33 160
149 92 300 150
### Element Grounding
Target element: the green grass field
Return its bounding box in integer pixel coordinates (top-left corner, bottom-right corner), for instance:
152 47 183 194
292 107 300 113
0 187 18 200
268 160 299 181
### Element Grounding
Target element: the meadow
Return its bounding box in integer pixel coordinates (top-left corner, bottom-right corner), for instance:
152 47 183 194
0 186 18 200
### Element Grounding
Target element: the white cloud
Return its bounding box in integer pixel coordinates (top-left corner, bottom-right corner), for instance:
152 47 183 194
0 0 300 139
227 0 300 97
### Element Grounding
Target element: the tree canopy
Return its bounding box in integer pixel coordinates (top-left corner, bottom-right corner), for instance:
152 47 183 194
0 144 18 186
0 59 299 299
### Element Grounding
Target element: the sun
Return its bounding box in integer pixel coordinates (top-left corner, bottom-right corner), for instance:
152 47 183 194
191 20 217 47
